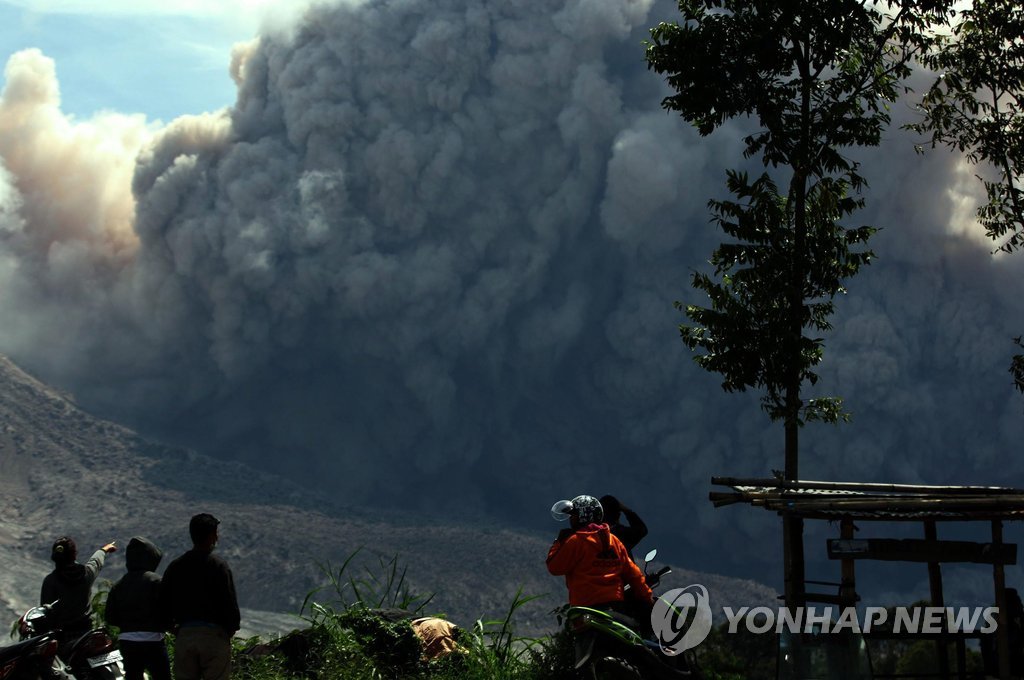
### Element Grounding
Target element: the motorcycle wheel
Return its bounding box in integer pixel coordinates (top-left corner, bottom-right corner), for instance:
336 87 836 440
592 656 642 680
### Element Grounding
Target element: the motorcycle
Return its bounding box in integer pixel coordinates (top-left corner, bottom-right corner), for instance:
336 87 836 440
0 622 61 680
558 549 703 680
15 604 123 680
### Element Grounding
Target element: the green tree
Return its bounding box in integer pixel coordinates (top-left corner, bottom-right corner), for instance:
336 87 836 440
644 0 954 605
910 0 1024 401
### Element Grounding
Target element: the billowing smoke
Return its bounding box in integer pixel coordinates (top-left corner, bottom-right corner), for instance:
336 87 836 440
2 0 1023 594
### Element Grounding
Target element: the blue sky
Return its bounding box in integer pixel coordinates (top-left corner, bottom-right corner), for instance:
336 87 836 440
0 0 302 121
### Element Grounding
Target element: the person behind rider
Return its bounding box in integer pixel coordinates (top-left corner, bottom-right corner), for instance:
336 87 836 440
546 495 653 616
40 536 117 640
599 495 648 562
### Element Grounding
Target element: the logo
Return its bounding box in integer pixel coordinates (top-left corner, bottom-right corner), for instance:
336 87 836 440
651 584 713 654
722 605 999 635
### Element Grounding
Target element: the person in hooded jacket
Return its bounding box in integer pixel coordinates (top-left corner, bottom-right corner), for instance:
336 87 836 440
546 495 653 612
40 536 117 636
106 537 172 680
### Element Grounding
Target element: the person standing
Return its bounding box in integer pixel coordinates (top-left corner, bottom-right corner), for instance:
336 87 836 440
106 537 172 680
41 536 117 635
160 514 240 680
599 495 648 560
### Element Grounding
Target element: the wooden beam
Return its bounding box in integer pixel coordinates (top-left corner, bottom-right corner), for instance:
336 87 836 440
801 591 858 606
712 477 1024 495
762 496 1024 513
826 538 1016 565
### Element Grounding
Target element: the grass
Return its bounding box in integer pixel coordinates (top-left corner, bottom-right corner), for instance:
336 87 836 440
96 550 577 680
87 554 983 679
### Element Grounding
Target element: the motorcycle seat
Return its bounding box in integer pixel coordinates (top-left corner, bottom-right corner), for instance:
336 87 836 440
0 636 52 665
606 610 641 630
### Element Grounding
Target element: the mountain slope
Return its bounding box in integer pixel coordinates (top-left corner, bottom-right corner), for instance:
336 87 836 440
0 354 776 637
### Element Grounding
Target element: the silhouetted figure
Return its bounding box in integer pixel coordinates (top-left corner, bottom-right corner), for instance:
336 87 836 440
41 536 117 635
599 495 648 560
106 537 172 680
160 514 240 680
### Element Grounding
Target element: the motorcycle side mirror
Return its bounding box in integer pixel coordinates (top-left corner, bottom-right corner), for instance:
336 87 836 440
644 549 658 563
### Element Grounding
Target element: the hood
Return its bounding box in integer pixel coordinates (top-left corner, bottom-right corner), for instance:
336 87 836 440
573 522 610 540
577 523 609 535
125 536 162 572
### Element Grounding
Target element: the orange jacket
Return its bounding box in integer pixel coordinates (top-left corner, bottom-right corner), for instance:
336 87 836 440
546 523 653 607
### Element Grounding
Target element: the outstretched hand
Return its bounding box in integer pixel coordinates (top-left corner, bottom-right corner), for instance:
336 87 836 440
102 542 117 554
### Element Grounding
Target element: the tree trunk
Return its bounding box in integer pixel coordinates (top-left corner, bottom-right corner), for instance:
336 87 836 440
783 413 805 609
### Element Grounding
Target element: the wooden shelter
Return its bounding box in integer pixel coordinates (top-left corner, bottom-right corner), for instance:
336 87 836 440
711 476 1024 679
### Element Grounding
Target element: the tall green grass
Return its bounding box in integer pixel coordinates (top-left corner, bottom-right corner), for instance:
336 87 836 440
80 554 993 679
236 550 571 680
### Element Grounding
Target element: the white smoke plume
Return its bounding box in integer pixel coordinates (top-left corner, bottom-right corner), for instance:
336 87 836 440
2 0 1023 590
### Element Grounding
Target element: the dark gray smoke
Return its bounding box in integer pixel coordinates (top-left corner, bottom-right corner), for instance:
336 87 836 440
1 0 1022 596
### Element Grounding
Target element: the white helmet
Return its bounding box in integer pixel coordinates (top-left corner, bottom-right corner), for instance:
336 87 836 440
550 495 603 523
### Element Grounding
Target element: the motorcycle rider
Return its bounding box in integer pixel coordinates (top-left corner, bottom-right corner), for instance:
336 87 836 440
546 495 653 614
40 536 117 637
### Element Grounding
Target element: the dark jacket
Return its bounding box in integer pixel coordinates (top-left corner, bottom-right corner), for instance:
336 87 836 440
106 537 165 633
160 549 240 634
40 550 107 632
610 508 648 559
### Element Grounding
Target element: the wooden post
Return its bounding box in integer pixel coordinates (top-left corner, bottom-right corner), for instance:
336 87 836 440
840 518 856 606
925 521 950 680
994 520 1010 680
955 638 967 680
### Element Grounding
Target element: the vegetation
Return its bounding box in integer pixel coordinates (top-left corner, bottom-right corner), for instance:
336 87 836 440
644 0 955 479
642 0 996 604
87 553 576 680
697 623 777 680
912 0 1024 255
80 553 995 679
909 0 1024 402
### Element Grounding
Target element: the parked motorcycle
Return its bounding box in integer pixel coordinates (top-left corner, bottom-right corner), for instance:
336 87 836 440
559 550 702 680
0 622 61 680
15 604 123 680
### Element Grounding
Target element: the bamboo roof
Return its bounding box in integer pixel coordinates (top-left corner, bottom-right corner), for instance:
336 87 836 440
710 476 1024 521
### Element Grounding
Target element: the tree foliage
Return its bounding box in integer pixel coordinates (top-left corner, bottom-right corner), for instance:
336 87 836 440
646 0 954 442
910 0 1024 404
911 0 1024 254
679 171 875 424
